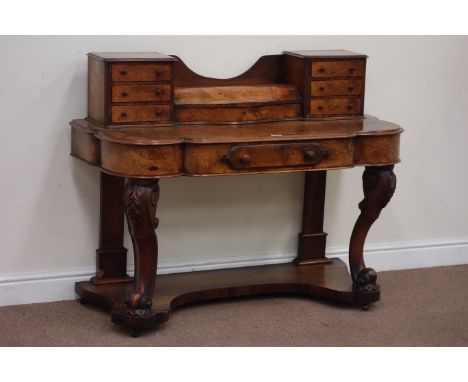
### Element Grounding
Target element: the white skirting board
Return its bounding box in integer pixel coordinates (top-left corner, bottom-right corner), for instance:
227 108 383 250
1 237 467 307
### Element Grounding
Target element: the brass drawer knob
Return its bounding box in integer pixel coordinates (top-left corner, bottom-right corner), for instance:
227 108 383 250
120 111 127 117
319 67 326 73
239 154 251 165
304 150 317 162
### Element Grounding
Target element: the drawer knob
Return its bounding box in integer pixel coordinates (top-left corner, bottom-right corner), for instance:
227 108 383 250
304 150 317 162
119 70 127 76
319 67 326 73
155 70 161 76
155 110 162 116
319 86 325 91
317 106 323 111
348 86 354 91
348 67 356 73
121 92 128 97
239 154 251 165
155 89 163 96
347 104 355 109
120 112 127 117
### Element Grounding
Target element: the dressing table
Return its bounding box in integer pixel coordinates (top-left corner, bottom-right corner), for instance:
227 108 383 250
71 50 402 335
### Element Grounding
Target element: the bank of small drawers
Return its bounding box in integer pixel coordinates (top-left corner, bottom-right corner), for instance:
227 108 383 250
111 63 172 123
309 59 365 118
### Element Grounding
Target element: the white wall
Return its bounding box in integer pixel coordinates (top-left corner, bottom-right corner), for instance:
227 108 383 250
1 36 468 304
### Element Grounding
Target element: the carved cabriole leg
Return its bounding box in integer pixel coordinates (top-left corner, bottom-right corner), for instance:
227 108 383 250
124 178 160 317
349 165 396 293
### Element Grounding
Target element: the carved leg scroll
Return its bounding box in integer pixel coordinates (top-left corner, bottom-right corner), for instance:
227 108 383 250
124 178 160 317
349 166 396 293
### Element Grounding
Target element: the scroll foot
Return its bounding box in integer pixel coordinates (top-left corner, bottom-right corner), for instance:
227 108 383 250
349 166 396 294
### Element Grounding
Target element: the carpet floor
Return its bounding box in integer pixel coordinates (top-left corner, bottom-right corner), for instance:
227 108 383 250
1 265 467 346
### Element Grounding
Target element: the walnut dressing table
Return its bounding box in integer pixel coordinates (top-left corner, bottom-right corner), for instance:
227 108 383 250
71 50 402 335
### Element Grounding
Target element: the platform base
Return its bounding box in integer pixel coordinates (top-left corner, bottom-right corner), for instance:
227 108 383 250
75 258 380 333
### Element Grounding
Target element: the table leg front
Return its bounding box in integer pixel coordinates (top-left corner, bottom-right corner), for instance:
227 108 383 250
349 165 396 293
124 178 160 317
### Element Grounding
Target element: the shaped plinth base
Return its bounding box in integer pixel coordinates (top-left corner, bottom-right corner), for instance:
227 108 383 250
75 258 379 334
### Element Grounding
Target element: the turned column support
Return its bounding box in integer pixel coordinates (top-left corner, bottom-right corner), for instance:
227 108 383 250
124 178 160 316
349 165 396 292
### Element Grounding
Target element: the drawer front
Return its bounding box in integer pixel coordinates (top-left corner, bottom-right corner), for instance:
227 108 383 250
112 84 171 102
311 60 365 78
225 143 329 170
175 103 301 123
111 105 171 123
311 79 363 97
310 98 361 116
112 63 171 82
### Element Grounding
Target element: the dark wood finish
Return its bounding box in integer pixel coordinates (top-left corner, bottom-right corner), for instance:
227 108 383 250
284 50 367 59
75 258 380 332
310 98 362 117
184 138 353 176
111 104 171 123
311 60 365 78
174 84 300 106
112 84 171 103
100 140 184 178
349 166 396 292
124 179 160 316
71 50 402 335
294 171 329 265
282 53 309 115
175 103 301 124
112 63 172 82
88 57 107 124
225 142 329 170
311 79 363 97
93 172 129 284
70 119 100 164
88 52 176 62
283 51 366 119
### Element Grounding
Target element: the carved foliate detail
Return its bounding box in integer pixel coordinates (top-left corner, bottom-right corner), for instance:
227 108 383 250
358 167 396 214
124 179 160 317
125 187 144 225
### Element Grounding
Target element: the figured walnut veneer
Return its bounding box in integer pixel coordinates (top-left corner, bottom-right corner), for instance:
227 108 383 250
71 50 402 335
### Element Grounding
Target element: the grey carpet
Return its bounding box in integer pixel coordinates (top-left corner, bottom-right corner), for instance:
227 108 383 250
1 265 467 346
